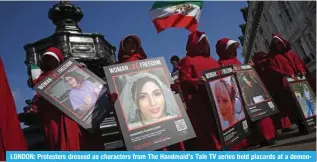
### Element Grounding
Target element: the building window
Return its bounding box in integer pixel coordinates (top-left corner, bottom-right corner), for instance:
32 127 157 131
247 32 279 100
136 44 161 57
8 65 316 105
259 26 263 35
278 2 293 24
295 38 310 63
308 33 316 48
263 13 268 22
265 39 270 49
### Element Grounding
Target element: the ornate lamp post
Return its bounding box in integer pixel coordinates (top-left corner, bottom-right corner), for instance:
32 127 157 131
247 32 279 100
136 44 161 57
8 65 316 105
24 1 116 88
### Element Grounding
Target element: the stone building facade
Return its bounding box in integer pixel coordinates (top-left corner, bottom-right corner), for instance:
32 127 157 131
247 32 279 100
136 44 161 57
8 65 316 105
239 1 316 76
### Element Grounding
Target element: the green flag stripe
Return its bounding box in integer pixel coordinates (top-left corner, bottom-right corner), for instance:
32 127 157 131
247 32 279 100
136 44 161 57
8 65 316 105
30 64 40 69
151 1 203 10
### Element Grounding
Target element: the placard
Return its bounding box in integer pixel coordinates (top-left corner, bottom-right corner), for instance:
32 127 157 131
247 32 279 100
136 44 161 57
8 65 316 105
285 76 316 132
104 57 195 150
203 66 251 150
171 70 179 81
234 65 279 121
35 58 112 132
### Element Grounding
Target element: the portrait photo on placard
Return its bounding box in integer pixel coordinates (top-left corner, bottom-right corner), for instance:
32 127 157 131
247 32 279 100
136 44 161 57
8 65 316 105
290 82 316 118
237 71 270 106
45 65 105 119
112 68 181 131
209 75 246 131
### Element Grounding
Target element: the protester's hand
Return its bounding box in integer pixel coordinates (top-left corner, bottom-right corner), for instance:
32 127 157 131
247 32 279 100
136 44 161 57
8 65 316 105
79 62 86 68
290 74 296 80
170 83 180 93
248 60 255 66
107 92 118 104
197 76 207 85
84 96 92 105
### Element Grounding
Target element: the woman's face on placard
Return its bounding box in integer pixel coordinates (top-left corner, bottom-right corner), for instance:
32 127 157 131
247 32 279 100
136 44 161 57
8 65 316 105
65 76 78 88
214 81 234 121
138 81 165 120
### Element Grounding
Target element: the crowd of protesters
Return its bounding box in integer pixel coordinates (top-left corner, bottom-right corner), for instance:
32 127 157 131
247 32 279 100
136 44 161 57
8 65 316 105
0 30 315 158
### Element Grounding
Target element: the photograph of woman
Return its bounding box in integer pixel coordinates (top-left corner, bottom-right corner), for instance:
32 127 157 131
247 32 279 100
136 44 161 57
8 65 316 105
118 71 180 130
238 72 269 106
210 76 246 130
64 69 103 116
291 83 316 118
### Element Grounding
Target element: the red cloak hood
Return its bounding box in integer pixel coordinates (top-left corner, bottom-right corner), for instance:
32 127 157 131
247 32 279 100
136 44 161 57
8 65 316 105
0 58 27 160
268 33 291 55
253 51 267 65
216 38 241 65
38 47 65 81
186 30 210 57
117 35 147 63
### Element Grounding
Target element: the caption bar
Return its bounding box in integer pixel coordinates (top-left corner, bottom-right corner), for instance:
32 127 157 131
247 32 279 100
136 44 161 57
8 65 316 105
7 151 315 162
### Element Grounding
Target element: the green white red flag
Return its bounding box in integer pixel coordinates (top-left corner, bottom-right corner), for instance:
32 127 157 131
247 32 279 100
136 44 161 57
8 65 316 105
150 1 203 33
30 63 42 84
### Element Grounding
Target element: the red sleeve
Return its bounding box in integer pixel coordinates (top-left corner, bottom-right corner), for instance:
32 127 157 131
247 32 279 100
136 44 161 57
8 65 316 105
290 52 306 72
267 58 291 77
178 57 199 91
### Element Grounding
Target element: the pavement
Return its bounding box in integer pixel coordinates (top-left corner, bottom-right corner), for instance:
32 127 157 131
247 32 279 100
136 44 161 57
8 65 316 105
248 125 316 151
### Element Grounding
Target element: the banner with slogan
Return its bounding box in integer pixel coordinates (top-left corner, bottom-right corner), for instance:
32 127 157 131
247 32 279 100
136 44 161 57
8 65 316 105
103 57 196 150
34 58 113 133
233 65 279 121
285 75 316 132
6 151 316 162
203 65 251 150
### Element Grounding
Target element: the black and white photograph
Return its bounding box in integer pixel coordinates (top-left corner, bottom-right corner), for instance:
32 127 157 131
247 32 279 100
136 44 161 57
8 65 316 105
35 58 112 132
104 57 195 150
203 66 251 150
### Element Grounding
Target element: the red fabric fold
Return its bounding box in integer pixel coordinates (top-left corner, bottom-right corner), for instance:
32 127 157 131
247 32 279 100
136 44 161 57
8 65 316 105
0 58 28 160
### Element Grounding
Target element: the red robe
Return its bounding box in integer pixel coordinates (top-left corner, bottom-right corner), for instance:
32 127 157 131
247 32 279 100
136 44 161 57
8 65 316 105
248 52 277 144
0 58 28 160
266 34 306 129
117 35 185 151
178 31 222 150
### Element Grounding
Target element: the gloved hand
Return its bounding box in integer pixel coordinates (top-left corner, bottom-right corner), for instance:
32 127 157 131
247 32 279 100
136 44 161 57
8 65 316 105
106 92 118 104
170 83 181 93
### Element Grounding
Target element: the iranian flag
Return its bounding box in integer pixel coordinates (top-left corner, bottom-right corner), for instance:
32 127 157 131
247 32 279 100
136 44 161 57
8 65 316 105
150 1 203 33
30 64 42 84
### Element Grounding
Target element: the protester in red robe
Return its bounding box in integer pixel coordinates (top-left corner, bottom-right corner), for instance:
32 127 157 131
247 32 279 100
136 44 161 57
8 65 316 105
248 52 277 146
178 30 222 150
266 34 308 133
215 38 250 150
35 47 105 150
117 35 185 151
0 58 28 160
216 38 242 66
117 35 147 63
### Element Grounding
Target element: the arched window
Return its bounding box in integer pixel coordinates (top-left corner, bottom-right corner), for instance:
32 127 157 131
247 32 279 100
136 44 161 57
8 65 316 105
265 39 270 49
278 1 293 23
